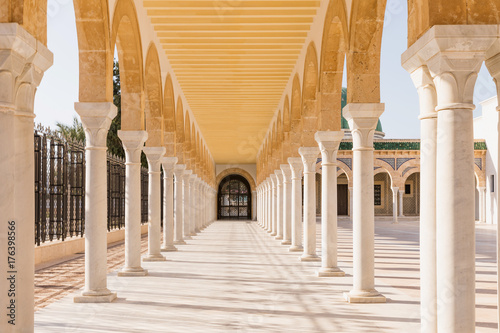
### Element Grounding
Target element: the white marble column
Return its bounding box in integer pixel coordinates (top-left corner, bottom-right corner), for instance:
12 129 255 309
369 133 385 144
281 164 292 245
161 157 178 252
117 130 148 277
275 171 284 240
478 187 486 223
406 26 496 331
266 178 272 232
0 24 52 331
392 187 399 225
143 147 167 262
343 103 386 303
402 61 438 332
486 50 500 328
173 165 186 245
183 170 193 240
252 191 257 221
298 148 320 261
188 174 197 236
315 131 345 277
194 178 202 233
73 103 117 302
270 174 277 236
257 186 261 224
349 186 353 222
288 158 304 252
398 191 404 217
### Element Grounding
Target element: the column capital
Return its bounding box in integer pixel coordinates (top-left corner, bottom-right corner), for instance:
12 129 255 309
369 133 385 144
161 157 178 174
280 164 292 182
143 147 166 173
189 174 197 184
402 25 498 110
315 131 344 165
299 147 320 174
274 170 283 184
343 103 385 150
269 173 277 187
75 102 117 149
173 164 186 180
392 187 399 194
0 24 53 114
118 130 148 164
183 170 193 180
288 157 303 180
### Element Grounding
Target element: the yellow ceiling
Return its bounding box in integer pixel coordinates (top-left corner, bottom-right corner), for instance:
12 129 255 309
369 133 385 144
144 0 321 164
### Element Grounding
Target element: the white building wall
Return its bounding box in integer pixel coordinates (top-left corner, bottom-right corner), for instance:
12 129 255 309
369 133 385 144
474 96 498 224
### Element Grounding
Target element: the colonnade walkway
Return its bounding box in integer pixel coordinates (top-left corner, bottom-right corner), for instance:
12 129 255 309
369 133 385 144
34 219 497 332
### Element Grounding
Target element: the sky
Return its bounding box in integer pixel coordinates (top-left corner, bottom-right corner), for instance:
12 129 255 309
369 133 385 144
34 0 498 139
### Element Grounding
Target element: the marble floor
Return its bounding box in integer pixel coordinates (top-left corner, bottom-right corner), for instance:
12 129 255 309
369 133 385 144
34 218 498 332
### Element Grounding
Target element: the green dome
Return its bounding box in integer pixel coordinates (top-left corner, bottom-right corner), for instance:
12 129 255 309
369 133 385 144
340 87 383 133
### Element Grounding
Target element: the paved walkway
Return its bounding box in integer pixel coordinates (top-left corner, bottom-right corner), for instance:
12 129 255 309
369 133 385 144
34 219 498 332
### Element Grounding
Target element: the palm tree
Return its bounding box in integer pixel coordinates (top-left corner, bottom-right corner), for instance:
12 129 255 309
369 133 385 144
56 116 85 142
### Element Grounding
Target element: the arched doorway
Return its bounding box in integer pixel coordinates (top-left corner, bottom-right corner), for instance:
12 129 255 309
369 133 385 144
218 175 252 220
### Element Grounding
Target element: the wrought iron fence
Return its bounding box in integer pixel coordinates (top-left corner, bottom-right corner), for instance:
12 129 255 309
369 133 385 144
34 125 149 246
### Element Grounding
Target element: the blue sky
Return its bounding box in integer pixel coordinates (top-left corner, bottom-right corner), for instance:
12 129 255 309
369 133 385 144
34 0 497 139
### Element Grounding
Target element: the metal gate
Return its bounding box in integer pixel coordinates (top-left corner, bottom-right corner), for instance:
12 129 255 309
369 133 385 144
217 174 251 220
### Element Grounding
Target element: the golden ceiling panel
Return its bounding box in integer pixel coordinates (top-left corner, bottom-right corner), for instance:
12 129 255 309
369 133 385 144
144 0 321 163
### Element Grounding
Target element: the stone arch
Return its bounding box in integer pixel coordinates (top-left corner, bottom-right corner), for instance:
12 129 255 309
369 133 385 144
276 110 283 163
144 43 163 147
1 0 48 45
474 166 486 187
290 74 302 156
319 0 348 131
184 112 192 168
163 75 176 156
336 163 353 187
216 168 256 193
373 162 396 188
347 0 386 104
111 0 144 131
74 0 113 102
282 95 292 161
302 42 319 146
175 97 184 163
407 0 500 46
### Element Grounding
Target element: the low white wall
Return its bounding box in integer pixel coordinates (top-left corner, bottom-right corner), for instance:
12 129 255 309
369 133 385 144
35 224 149 266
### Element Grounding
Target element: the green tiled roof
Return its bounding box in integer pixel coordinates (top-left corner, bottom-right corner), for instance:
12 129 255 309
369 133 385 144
339 140 487 151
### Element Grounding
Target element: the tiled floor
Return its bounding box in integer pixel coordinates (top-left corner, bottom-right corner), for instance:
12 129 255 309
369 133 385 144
34 219 498 332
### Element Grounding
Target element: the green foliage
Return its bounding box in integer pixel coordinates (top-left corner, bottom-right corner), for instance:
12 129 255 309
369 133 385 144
107 60 125 158
55 116 85 143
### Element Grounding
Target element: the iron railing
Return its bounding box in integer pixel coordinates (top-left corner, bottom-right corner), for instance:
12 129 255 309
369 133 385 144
34 125 149 245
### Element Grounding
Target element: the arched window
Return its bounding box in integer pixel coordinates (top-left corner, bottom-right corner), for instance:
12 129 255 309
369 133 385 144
217 175 251 220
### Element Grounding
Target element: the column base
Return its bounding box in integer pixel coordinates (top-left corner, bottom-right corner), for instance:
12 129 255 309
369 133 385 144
275 235 283 240
281 240 292 245
343 290 386 303
117 267 148 277
317 267 345 277
143 254 167 262
174 240 187 245
195 228 201 233
270 232 277 236
300 254 321 262
184 235 192 240
288 245 303 252
161 245 178 252
74 290 117 303
391 221 399 225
